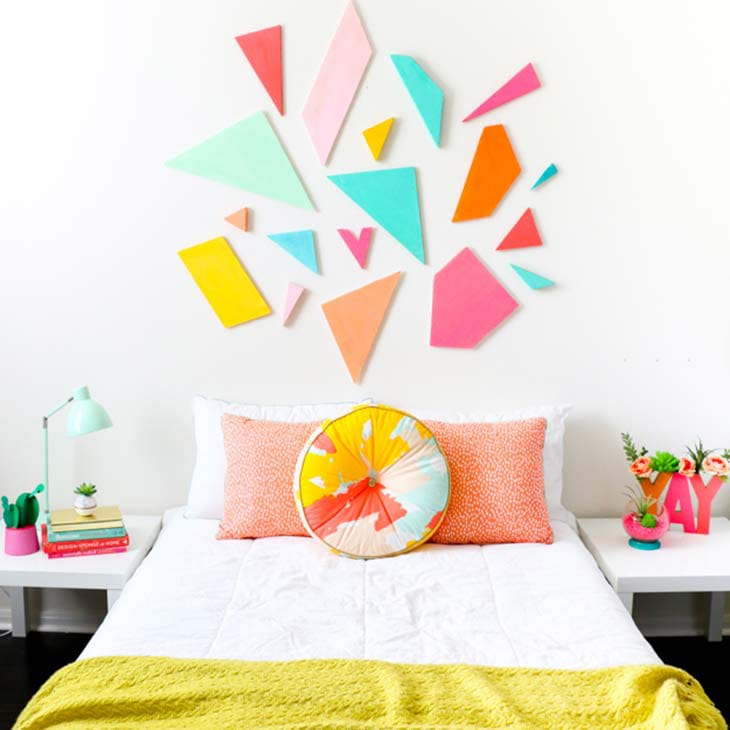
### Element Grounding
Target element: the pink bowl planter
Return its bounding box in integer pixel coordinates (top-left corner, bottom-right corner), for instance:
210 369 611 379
622 506 669 550
4 525 40 556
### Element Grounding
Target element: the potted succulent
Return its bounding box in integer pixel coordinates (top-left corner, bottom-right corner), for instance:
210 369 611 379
2 484 44 555
622 484 669 550
73 482 98 516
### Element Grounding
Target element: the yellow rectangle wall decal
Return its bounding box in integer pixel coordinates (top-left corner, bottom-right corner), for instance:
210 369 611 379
178 237 271 328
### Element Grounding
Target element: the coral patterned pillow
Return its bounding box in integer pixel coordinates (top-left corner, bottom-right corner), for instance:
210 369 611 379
217 415 317 539
425 418 552 544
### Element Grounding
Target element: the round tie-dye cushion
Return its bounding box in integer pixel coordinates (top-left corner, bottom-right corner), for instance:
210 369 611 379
294 404 450 559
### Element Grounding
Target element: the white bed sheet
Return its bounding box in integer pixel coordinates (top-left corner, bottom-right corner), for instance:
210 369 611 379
81 510 659 668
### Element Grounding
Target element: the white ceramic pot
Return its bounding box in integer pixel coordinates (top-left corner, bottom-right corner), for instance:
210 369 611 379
74 495 97 517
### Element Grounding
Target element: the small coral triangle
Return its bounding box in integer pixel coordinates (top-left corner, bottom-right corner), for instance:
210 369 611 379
363 118 394 161
496 209 543 250
511 265 554 290
224 207 249 232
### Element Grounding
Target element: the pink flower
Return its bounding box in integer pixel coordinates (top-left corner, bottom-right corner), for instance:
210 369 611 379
678 457 696 477
703 455 729 477
630 456 653 478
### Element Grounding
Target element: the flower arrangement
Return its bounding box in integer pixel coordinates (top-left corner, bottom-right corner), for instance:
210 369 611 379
621 433 729 483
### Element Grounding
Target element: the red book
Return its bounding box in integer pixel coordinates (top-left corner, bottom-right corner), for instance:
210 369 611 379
41 523 129 555
47 546 128 559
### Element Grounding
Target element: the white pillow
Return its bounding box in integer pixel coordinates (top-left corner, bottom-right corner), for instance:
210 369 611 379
185 396 364 519
413 404 573 526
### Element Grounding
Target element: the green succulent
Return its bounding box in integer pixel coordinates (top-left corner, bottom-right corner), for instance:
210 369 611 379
74 483 97 497
2 484 44 528
623 484 656 519
650 451 680 473
686 440 716 472
640 513 658 529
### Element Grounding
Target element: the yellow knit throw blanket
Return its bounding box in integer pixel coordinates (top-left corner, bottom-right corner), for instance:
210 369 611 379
15 656 725 729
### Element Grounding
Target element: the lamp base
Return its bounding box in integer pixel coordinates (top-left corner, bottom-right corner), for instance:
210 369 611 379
5 525 40 556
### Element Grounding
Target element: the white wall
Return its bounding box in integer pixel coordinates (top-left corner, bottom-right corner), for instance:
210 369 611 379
1 0 729 632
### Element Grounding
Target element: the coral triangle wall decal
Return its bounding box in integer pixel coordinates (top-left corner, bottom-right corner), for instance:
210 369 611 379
463 63 541 122
302 1 372 164
430 247 518 348
496 209 543 250
453 125 521 222
235 25 284 115
337 227 373 268
268 230 319 273
322 272 401 382
166 111 314 210
224 207 249 232
329 167 425 263
390 55 443 146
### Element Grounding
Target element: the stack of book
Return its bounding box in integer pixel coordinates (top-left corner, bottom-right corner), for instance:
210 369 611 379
42 506 128 559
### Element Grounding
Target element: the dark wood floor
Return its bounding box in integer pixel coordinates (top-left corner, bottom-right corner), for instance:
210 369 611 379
0 633 727 727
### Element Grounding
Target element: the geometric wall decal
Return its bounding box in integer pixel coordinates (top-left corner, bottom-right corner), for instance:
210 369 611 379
496 209 543 250
267 230 319 274
452 125 521 222
329 167 425 263
363 117 394 161
166 111 315 210
302 1 372 165
430 247 518 348
510 264 554 290
235 25 284 115
178 237 271 328
337 227 373 268
390 55 443 146
322 272 401 382
224 206 249 232
281 283 306 325
531 163 558 190
463 63 541 122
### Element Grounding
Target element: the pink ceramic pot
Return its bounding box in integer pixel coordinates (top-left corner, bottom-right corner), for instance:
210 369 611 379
622 505 670 550
4 525 40 556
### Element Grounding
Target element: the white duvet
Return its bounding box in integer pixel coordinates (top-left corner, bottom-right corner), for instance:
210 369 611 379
81 511 658 668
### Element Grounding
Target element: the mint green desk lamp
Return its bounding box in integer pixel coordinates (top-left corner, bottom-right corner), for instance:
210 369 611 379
42 386 112 520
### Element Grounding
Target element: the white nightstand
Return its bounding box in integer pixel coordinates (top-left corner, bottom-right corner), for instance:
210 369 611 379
578 517 730 641
0 514 161 637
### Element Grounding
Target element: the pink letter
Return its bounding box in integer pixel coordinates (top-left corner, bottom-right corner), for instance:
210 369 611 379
663 473 696 533
690 474 723 534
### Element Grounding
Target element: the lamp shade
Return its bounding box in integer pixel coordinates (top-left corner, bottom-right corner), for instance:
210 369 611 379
66 386 112 437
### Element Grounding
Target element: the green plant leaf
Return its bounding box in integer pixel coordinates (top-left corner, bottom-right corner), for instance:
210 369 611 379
24 496 39 527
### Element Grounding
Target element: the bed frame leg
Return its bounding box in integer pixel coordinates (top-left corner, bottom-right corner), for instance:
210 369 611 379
707 592 725 642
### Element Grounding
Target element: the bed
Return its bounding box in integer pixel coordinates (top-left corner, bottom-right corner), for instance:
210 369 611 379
80 508 657 668
17 398 724 728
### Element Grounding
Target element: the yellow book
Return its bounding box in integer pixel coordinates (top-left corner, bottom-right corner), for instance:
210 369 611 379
51 506 123 531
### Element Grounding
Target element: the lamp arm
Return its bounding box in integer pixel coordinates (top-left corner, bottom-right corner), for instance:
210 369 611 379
41 396 74 520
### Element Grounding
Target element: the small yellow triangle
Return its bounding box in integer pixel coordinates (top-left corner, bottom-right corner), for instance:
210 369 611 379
362 117 395 161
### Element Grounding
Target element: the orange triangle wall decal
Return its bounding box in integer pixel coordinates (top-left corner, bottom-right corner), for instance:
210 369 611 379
321 272 401 382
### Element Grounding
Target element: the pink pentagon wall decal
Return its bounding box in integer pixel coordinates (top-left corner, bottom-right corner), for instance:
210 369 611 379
430 247 518 348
